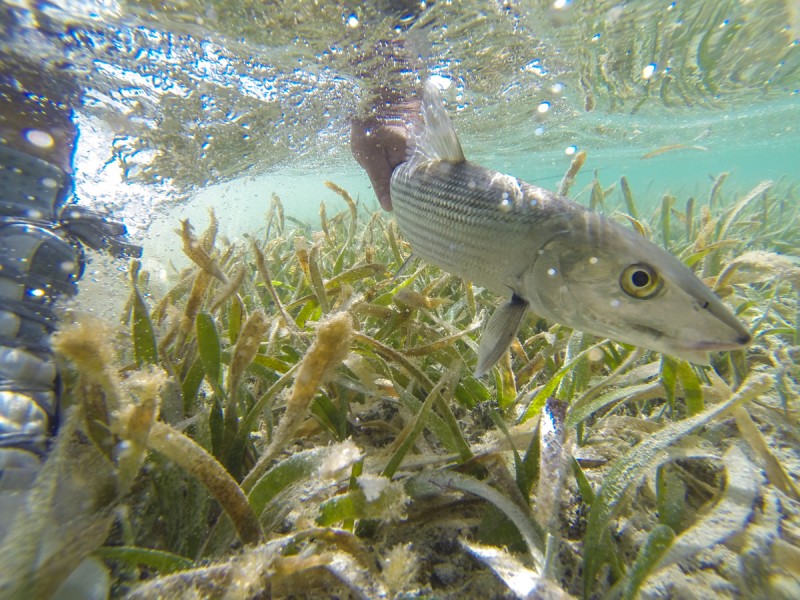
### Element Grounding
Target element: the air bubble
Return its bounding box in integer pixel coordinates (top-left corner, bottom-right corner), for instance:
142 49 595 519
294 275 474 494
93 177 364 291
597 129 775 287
587 348 604 362
24 129 54 149
429 74 452 90
523 59 547 77
499 192 512 212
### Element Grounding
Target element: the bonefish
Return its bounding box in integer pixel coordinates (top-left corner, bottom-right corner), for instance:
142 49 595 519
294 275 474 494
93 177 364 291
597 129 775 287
390 81 751 375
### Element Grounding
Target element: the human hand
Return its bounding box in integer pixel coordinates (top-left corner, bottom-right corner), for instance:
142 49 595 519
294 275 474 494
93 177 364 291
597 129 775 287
350 95 419 211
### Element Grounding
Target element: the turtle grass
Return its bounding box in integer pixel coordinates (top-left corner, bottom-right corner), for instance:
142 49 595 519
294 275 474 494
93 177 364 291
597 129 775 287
2 170 798 599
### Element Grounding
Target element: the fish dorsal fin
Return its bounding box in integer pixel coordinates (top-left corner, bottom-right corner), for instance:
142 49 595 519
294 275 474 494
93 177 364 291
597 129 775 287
409 80 466 163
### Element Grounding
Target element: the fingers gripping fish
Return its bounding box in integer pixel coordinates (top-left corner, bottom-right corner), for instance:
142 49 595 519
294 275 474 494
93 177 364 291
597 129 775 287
390 81 751 376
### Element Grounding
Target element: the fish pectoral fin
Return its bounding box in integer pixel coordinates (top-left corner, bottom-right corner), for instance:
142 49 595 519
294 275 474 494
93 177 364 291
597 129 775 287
475 293 529 377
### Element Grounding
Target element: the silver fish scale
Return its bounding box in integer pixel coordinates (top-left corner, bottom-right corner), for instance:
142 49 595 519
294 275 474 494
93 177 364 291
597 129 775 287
391 158 575 296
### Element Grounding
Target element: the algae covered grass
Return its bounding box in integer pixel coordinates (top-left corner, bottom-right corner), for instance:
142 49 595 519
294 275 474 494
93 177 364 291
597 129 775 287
2 170 799 599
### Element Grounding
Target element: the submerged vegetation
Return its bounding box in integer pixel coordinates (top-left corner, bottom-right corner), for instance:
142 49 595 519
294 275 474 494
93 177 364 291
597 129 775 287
2 169 799 599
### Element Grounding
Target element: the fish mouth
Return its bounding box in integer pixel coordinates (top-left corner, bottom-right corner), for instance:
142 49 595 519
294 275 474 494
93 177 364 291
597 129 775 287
628 324 751 365
629 321 752 354
663 333 752 365
681 336 752 353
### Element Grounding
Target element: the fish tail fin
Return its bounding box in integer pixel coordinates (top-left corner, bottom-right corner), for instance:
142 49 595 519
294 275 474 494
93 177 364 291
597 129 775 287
408 79 466 163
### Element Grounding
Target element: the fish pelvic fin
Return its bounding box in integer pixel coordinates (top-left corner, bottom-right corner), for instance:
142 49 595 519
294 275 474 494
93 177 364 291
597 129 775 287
475 293 529 376
409 80 466 164
393 253 417 280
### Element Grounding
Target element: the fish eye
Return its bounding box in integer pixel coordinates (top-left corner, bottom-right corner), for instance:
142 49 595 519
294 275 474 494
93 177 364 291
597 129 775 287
620 263 662 299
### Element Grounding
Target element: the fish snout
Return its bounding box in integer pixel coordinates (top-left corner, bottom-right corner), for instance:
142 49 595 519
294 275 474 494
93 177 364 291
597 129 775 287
699 294 752 350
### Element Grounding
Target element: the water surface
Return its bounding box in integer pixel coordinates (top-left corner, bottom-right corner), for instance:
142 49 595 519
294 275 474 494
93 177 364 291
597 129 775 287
3 0 798 272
